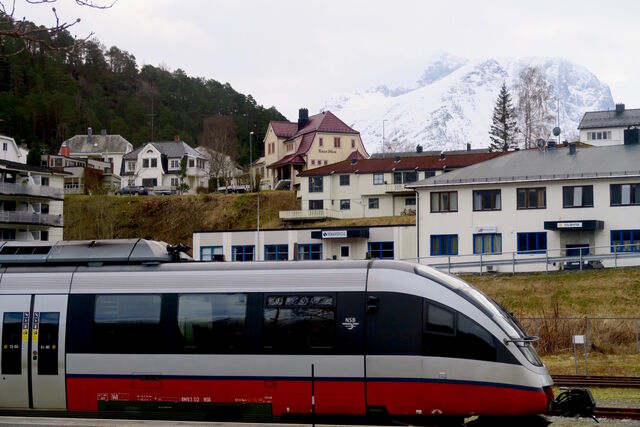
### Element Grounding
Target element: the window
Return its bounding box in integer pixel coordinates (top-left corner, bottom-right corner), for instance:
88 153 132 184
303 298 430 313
431 191 458 212
340 245 349 257
373 173 384 185
517 188 546 209
142 178 157 187
41 177 49 187
41 203 49 214
473 233 502 254
405 197 416 206
311 160 315 165
368 197 379 209
473 190 501 211
588 131 611 140
308 176 323 193
425 171 436 179
177 294 247 353
2 143 6 151
324 160 328 165
37 312 59 375
334 137 341 148
200 246 223 261
298 243 322 260
340 199 350 210
309 200 323 210
339 175 350 186
265 244 288 261
171 178 179 187
263 294 335 353
351 139 355 148
0 229 15 240
2 312 22 374
127 161 136 171
142 158 149 168
611 183 640 206
95 294 161 323
232 245 254 261
368 242 394 259
517 232 547 254
319 138 323 147
189 159 195 168
170 159 180 169
40 231 48 241
393 171 418 184
563 185 594 208
611 230 640 252
151 158 158 168
430 235 458 256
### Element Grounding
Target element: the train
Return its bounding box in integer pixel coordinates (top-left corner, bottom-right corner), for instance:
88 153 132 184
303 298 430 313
0 239 593 425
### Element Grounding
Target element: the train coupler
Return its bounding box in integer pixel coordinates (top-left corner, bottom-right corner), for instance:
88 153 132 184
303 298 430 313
550 388 597 421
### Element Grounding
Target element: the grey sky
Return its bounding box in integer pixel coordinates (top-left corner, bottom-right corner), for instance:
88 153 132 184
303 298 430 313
17 0 640 120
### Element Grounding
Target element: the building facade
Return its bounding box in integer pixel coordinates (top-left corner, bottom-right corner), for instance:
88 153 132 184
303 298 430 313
59 128 133 179
0 160 65 241
261 109 369 190
0 134 27 164
42 154 119 194
282 150 504 221
410 143 640 272
578 104 640 147
121 139 209 194
193 225 416 262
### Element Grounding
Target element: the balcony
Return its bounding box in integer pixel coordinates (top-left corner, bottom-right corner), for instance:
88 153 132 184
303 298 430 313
385 183 414 194
0 211 64 227
279 209 344 221
0 181 64 200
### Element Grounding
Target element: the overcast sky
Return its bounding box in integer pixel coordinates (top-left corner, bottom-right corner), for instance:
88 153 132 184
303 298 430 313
17 0 640 120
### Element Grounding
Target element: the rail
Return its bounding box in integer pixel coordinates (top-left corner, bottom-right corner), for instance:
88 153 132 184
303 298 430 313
0 181 63 199
279 209 344 220
0 211 63 227
593 407 640 420
552 375 640 388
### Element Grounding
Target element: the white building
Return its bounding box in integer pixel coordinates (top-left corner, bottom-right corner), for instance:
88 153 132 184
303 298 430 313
578 104 640 147
121 139 209 194
410 142 640 272
59 128 133 179
282 150 504 221
41 154 120 194
194 146 243 190
0 134 27 164
193 224 416 262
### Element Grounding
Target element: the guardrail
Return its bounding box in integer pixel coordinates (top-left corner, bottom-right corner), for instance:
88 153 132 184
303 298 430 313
279 209 344 220
0 181 64 199
384 183 412 193
0 211 64 227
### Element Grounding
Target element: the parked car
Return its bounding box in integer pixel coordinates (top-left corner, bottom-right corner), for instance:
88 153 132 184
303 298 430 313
116 185 148 195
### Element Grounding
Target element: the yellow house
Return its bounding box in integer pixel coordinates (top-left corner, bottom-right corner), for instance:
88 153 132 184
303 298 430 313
262 108 369 190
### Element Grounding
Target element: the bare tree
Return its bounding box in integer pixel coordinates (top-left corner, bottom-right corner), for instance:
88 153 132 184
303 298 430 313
0 0 115 55
516 66 554 149
200 115 238 191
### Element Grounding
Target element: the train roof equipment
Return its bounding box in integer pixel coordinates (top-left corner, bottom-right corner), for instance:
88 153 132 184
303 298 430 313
0 239 191 266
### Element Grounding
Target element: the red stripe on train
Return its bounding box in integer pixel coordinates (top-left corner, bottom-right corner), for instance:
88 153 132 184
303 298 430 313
66 377 547 416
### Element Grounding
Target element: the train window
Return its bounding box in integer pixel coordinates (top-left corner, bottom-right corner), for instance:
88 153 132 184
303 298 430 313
37 312 59 375
263 294 336 353
177 294 247 353
94 295 161 323
425 304 455 335
1 312 23 375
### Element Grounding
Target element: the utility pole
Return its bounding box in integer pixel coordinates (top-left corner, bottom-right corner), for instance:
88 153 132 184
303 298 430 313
148 99 156 141
382 119 388 154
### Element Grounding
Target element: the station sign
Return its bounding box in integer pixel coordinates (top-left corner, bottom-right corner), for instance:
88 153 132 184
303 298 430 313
321 230 348 239
558 222 583 229
475 226 497 233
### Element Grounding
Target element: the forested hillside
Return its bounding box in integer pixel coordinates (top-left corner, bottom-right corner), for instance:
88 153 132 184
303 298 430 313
0 15 285 164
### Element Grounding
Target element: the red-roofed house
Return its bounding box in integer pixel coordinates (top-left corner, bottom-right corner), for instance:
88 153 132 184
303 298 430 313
279 149 509 220
261 108 369 190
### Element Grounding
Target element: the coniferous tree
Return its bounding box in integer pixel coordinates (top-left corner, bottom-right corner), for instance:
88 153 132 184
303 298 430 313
489 83 519 152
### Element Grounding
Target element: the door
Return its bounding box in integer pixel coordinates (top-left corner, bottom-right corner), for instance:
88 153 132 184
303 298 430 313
0 294 67 410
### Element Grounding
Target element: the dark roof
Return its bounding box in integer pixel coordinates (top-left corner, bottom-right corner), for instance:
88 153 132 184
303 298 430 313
410 144 640 187
270 121 298 138
298 151 506 176
578 108 640 130
371 148 490 158
0 159 65 175
123 141 206 160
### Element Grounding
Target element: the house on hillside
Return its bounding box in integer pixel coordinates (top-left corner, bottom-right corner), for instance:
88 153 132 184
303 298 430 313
261 108 369 190
42 154 119 194
59 128 133 179
0 134 27 164
121 138 208 194
194 146 243 190
280 148 505 221
579 103 640 147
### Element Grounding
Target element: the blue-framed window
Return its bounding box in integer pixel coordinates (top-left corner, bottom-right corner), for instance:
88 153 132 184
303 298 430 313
473 233 502 254
298 244 322 260
611 230 640 252
517 232 547 254
232 245 254 261
368 242 394 259
430 235 458 256
200 246 223 261
264 244 288 261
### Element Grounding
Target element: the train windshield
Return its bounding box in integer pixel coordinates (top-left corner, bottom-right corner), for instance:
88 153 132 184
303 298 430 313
415 265 543 366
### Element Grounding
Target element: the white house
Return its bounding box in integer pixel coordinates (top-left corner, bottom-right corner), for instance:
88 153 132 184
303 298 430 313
409 142 640 272
59 128 133 179
578 104 640 147
0 134 27 164
121 139 209 193
194 146 243 189
281 149 504 221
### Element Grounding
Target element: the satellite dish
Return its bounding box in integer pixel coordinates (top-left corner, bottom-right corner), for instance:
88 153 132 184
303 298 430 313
553 127 561 136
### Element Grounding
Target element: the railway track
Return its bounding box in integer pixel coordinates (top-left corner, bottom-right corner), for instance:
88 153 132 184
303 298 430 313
552 374 640 388
593 406 640 420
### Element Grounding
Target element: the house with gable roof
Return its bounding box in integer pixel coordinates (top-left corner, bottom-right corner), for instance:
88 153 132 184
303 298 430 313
261 108 369 190
59 128 133 179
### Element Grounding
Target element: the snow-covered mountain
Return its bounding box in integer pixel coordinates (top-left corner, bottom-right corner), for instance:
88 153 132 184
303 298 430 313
321 53 614 153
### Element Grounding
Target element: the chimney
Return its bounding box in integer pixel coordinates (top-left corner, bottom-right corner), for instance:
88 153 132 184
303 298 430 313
616 104 625 115
60 143 70 157
298 108 309 130
394 155 401 163
100 129 107 136
87 127 92 145
440 152 446 160
466 143 471 152
174 135 180 142
416 144 423 153
569 143 576 155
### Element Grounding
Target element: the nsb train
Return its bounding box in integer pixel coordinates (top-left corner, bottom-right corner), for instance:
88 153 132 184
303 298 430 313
0 239 588 425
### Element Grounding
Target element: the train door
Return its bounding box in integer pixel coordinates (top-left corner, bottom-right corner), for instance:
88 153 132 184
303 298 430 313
0 294 67 410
